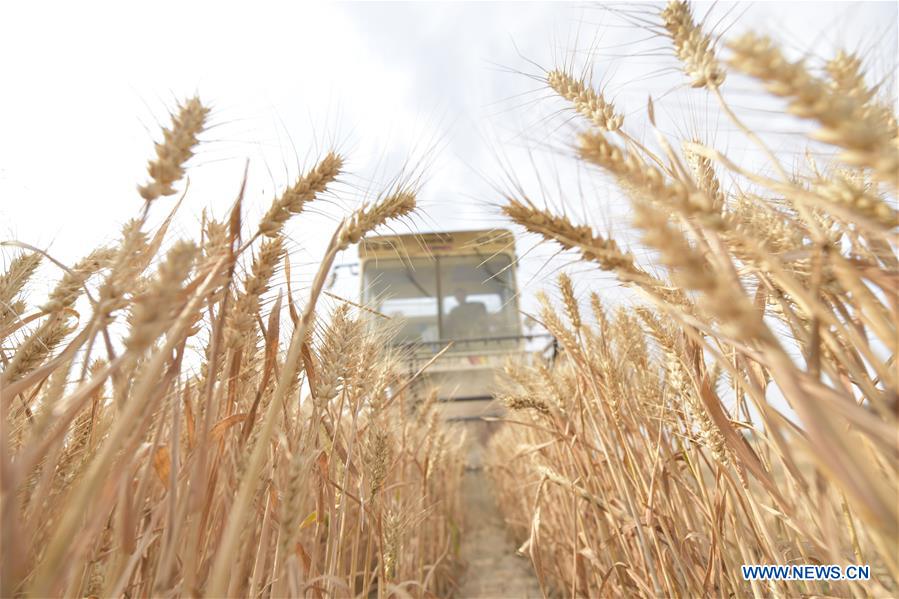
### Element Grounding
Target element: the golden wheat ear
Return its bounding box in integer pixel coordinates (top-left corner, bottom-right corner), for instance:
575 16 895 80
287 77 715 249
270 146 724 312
0 251 42 306
257 151 344 239
728 33 899 187
662 0 725 89
0 252 42 335
337 189 417 250
138 97 209 203
547 69 623 131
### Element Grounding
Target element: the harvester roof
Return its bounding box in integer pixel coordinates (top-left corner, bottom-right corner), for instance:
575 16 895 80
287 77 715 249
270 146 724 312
359 229 515 260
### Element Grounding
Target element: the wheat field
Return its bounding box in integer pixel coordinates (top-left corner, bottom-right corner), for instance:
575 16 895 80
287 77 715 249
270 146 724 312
1 100 465 597
1 1 897 598
491 2 897 597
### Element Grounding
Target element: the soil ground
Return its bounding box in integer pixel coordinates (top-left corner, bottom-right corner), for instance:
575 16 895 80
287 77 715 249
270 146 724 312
453 420 543 599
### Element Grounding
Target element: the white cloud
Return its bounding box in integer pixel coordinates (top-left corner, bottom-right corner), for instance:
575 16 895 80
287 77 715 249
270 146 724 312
1 1 895 306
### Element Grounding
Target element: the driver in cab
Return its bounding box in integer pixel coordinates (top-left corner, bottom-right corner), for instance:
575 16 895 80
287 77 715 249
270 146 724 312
444 287 488 340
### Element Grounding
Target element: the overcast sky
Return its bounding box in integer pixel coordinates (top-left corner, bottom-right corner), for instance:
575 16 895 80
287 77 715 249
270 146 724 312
1 1 896 309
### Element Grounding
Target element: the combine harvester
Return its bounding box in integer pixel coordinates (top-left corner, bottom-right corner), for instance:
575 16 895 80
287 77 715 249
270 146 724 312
358 229 549 597
358 229 551 422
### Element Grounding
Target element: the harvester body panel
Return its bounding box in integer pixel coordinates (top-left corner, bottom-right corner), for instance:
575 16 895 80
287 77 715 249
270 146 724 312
359 229 539 418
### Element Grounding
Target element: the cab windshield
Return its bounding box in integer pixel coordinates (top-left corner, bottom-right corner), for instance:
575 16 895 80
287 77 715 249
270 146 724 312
362 253 520 349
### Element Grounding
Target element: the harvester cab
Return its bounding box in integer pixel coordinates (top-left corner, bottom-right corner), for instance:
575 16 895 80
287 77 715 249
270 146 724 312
359 229 544 420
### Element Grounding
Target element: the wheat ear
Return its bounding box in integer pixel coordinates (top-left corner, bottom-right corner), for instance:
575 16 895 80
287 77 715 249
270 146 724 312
728 33 898 186
258 152 343 238
138 97 209 202
661 0 725 89
547 70 623 131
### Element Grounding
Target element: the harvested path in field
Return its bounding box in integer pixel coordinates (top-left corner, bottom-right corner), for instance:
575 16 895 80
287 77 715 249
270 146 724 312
455 426 542 598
